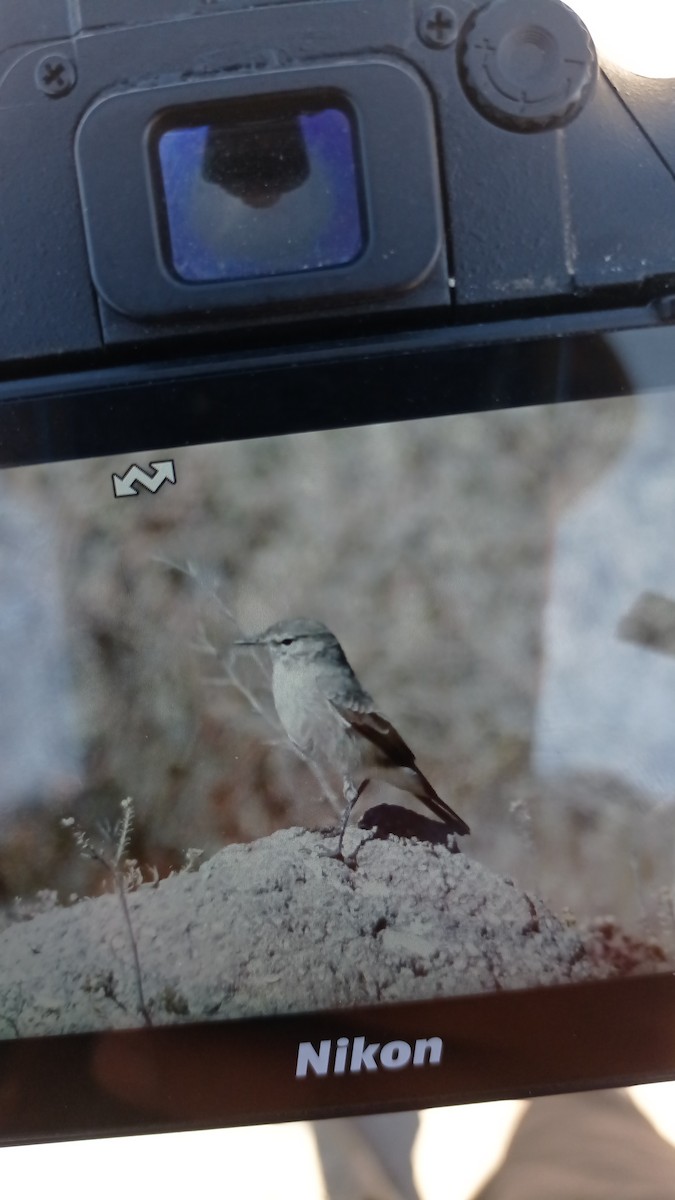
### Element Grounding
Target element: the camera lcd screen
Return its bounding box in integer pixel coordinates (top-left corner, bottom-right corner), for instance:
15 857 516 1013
0 389 673 1047
155 101 364 283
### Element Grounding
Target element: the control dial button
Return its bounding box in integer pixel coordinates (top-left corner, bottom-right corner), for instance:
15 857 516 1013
459 0 598 131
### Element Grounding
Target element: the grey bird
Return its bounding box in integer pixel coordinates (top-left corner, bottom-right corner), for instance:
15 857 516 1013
235 617 470 858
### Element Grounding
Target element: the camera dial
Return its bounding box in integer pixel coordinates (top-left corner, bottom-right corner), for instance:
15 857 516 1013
459 0 598 131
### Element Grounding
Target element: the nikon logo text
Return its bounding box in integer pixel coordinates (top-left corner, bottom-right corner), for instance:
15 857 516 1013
295 1036 443 1078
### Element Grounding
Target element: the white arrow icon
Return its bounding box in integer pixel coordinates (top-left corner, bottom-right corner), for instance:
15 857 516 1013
112 460 176 498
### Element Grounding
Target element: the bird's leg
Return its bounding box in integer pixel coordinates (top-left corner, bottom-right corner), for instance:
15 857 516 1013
333 778 369 861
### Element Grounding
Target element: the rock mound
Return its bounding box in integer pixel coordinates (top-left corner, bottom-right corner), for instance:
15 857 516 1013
0 810 665 1039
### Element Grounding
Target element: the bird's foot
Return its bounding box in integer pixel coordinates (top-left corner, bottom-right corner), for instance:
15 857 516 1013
320 835 358 869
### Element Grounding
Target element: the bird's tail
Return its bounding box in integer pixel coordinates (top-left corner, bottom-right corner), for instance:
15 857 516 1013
411 768 470 836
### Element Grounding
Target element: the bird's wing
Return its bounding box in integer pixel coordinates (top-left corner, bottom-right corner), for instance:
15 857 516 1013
330 698 471 836
328 700 417 767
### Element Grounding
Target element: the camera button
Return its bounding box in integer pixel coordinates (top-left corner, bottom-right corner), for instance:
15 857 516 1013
459 0 598 132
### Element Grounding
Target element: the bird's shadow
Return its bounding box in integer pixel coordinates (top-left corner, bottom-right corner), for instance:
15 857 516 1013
357 803 462 851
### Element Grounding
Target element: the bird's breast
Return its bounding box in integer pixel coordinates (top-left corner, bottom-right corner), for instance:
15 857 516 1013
271 660 337 756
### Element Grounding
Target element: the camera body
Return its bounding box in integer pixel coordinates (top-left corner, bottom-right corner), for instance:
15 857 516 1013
2 0 675 373
3 0 675 1149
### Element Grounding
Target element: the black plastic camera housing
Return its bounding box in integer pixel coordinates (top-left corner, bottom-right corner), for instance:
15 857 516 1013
3 0 675 1151
2 0 675 375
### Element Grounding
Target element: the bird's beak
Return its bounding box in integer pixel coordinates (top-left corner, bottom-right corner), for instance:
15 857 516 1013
234 636 260 646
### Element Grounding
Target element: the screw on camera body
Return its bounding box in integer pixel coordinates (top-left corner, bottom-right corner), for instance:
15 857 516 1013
35 55 77 98
417 5 458 49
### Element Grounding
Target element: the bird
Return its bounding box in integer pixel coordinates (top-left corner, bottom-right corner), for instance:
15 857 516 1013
235 617 470 858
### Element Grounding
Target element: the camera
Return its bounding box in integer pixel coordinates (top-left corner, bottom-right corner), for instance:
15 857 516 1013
2 0 675 368
2 0 675 1148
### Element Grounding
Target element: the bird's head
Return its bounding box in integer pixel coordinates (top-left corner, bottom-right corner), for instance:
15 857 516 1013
235 618 342 663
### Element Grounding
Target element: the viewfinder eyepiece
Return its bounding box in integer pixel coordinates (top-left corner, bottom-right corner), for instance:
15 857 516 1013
156 100 364 283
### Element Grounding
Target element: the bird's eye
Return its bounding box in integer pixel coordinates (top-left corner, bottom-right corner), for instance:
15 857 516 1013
281 638 294 646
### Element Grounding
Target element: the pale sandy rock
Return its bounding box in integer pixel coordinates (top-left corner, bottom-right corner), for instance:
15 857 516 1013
0 808 665 1040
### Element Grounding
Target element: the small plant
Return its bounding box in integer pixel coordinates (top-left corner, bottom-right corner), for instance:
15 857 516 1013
10 889 61 923
83 970 128 1015
182 847 206 873
61 798 151 1027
